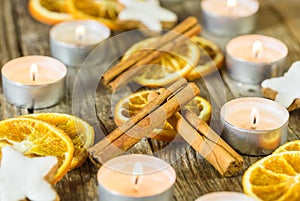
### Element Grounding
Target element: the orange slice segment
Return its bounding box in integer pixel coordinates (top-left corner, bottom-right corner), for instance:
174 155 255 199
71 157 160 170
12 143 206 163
186 36 224 80
21 113 94 170
65 0 122 30
0 118 74 184
273 140 300 154
114 90 211 141
122 37 200 87
243 151 300 201
28 0 73 25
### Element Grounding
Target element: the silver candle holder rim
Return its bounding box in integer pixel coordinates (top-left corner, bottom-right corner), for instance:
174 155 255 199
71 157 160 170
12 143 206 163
99 182 174 199
220 97 290 132
226 34 288 64
1 75 66 88
201 0 260 18
1 56 67 84
98 154 176 176
49 19 111 47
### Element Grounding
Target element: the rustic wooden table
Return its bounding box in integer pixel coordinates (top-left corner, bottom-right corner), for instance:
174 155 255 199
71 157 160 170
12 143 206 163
1 0 300 200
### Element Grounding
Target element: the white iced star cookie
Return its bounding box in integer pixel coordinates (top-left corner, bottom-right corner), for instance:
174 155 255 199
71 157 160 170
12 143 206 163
118 0 177 34
0 146 59 201
261 61 300 111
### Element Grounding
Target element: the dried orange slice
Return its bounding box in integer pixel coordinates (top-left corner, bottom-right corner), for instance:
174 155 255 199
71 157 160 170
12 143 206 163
273 140 300 154
114 90 211 141
28 0 73 25
122 37 200 87
243 151 300 201
65 0 123 30
21 113 94 170
185 36 224 80
0 118 74 184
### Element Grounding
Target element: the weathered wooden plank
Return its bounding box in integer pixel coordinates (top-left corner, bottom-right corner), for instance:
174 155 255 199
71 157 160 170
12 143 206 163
270 0 300 45
1 0 300 201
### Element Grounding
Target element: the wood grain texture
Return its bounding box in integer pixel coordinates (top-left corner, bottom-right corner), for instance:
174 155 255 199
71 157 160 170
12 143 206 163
0 0 299 201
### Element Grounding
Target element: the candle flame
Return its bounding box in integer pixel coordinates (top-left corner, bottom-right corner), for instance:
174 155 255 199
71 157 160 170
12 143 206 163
250 107 259 129
252 40 263 59
227 0 237 13
132 162 143 192
30 63 38 82
75 25 86 42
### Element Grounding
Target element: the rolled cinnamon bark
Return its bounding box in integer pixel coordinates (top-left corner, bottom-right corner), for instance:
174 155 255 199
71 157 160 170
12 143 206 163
102 16 201 91
168 110 244 177
89 81 200 163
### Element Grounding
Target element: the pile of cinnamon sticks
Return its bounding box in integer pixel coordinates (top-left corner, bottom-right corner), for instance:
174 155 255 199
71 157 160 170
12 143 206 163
89 79 244 177
90 17 244 177
102 16 201 91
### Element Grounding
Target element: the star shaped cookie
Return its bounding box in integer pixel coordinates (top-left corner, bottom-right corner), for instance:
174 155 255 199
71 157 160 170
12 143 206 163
0 146 59 201
261 61 300 111
118 0 177 33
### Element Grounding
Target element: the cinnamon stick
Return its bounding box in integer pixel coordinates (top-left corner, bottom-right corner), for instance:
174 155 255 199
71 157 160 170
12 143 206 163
88 78 187 155
102 16 199 86
107 24 201 91
89 82 200 163
168 110 244 177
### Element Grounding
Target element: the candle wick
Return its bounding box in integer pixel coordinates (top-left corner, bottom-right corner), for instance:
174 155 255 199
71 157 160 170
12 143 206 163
133 175 139 192
32 73 36 82
254 51 259 59
251 116 257 129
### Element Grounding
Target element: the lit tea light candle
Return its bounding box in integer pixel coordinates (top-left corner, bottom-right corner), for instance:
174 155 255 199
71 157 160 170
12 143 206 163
50 20 110 67
201 0 259 36
97 154 176 201
220 97 289 155
1 56 67 109
226 34 288 84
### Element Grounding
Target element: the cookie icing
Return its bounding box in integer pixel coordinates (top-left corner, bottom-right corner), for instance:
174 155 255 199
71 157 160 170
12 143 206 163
0 146 58 201
261 61 300 107
118 0 177 31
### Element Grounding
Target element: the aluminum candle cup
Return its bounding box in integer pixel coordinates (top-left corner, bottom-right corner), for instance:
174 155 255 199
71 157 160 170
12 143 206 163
97 154 176 201
220 97 289 155
1 56 67 109
201 0 259 36
50 20 110 67
226 34 288 84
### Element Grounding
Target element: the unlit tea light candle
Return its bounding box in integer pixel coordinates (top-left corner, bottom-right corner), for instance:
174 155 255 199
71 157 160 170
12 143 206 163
97 154 176 201
1 56 67 109
201 0 259 35
226 34 288 84
220 97 289 155
50 20 110 67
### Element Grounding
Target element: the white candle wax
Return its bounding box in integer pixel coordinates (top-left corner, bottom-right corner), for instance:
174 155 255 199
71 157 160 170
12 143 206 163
220 97 289 155
201 0 259 17
225 34 288 83
226 35 287 63
201 0 259 35
53 26 105 46
50 20 110 67
223 101 285 130
1 56 67 108
97 154 176 201
4 63 64 85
